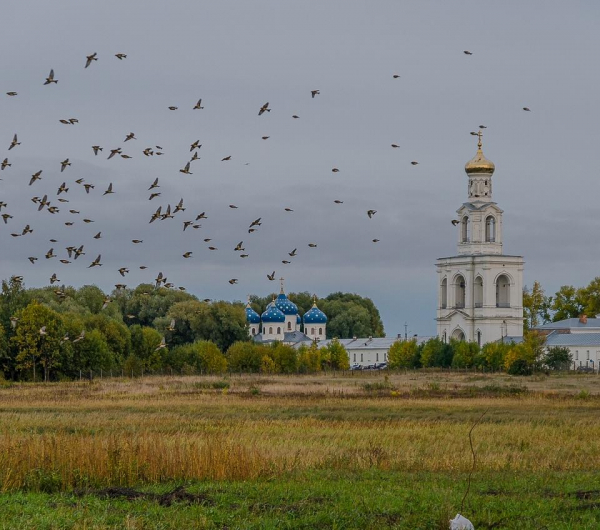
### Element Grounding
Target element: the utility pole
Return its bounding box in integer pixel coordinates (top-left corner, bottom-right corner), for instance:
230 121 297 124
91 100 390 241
404 322 408 341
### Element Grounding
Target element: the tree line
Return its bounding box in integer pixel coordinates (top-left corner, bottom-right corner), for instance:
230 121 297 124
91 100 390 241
388 333 572 375
0 279 372 381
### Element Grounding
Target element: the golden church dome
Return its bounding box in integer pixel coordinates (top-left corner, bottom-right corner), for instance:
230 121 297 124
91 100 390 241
465 133 495 175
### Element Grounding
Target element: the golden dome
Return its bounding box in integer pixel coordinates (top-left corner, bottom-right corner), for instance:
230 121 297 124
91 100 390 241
465 134 495 175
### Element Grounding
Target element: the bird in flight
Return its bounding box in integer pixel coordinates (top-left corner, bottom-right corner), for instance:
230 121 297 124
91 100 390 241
267 271 276 281
1 158 11 170
258 102 270 116
451 219 460 226
60 159 71 172
463 50 473 55
180 162 192 174
523 107 531 112
44 69 58 84
8 134 20 150
193 99 204 109
85 53 98 68
367 210 377 218
103 183 114 196
88 255 102 268
311 90 320 98
115 53 127 60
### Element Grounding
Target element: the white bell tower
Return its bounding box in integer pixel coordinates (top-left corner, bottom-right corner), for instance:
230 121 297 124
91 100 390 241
436 131 524 346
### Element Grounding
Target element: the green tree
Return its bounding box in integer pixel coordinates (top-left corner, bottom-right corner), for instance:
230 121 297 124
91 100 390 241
579 277 600 318
12 301 64 381
451 341 480 368
73 329 112 374
420 337 446 368
190 302 249 352
297 342 323 373
504 332 546 374
523 281 549 331
388 339 419 369
226 342 265 373
130 325 163 370
194 341 227 374
268 342 298 373
321 339 349 370
85 314 130 364
480 341 510 370
550 285 584 322
544 346 572 371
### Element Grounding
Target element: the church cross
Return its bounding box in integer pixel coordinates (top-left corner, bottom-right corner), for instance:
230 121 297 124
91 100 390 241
279 277 285 294
477 129 483 149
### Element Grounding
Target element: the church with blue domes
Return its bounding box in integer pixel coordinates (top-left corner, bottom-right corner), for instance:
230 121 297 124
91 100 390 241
246 279 327 345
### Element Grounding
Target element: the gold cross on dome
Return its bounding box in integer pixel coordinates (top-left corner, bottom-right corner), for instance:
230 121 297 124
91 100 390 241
477 129 483 149
279 277 285 294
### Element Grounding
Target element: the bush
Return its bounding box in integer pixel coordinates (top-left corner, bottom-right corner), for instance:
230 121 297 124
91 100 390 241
388 339 419 369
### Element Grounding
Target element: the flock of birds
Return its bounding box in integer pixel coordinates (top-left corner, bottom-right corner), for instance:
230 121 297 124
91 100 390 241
1 50 533 340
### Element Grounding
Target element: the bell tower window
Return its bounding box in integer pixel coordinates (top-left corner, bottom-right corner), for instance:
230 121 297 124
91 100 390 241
474 276 483 308
441 278 447 309
461 217 470 242
485 216 496 242
496 275 510 308
455 275 466 309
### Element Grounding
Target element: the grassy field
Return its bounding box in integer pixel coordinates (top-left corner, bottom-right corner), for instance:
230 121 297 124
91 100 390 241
1 371 600 529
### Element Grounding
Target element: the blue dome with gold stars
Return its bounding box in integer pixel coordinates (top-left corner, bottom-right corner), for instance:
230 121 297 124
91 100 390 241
261 301 285 323
303 301 327 324
275 293 298 315
245 303 260 324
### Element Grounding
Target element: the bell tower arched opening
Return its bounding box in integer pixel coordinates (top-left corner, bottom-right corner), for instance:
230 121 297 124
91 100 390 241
454 275 466 309
496 274 510 308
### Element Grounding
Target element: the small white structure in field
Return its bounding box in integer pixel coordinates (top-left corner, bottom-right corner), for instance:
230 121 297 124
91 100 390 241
450 513 474 530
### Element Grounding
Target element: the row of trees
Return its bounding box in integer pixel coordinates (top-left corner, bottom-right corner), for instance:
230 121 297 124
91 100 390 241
388 333 572 375
523 277 600 330
0 278 366 380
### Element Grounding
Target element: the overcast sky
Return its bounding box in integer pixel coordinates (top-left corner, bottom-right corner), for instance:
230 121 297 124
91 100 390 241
1 1 599 336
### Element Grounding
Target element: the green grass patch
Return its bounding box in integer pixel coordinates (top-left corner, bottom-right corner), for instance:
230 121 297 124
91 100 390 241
1 470 600 529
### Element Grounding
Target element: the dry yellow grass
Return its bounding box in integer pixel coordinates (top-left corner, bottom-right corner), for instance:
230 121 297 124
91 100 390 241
0 372 598 491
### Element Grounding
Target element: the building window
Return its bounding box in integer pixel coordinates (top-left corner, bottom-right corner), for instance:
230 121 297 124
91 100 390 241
587 350 590 360
441 278 447 309
311 328 315 335
269 327 273 334
288 321 291 330
361 353 363 362
353 353 356 362
252 328 256 335
442 331 447 343
277 327 281 334
461 216 470 242
455 275 466 309
496 274 510 308
474 276 483 308
477 330 481 347
384 353 387 361
485 216 496 242
376 353 379 362
575 351 579 360
319 327 322 335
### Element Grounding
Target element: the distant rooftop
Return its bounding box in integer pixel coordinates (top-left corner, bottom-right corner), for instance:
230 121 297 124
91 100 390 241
535 318 600 330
